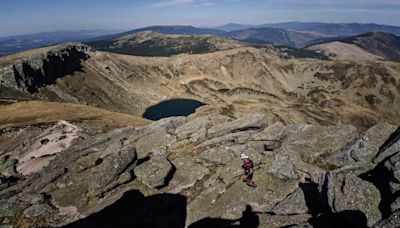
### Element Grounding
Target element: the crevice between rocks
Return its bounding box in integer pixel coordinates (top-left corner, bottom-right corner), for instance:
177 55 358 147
156 162 176 190
375 127 400 159
359 158 400 219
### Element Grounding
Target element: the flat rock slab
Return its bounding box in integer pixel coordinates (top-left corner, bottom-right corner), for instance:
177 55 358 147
134 158 173 188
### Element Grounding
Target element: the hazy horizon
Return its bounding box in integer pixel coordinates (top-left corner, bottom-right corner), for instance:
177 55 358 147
1 0 400 37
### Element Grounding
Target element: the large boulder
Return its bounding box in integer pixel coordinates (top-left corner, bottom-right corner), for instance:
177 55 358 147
326 172 381 226
279 124 358 164
326 122 397 167
166 156 210 194
175 116 211 142
207 113 267 138
271 187 308 215
134 129 176 159
134 158 173 188
268 155 298 180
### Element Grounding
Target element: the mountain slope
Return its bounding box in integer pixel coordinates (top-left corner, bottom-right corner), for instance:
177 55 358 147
262 21 400 36
89 25 225 42
225 27 327 48
87 31 248 56
1 43 400 131
307 31 400 61
307 41 383 61
211 23 256 32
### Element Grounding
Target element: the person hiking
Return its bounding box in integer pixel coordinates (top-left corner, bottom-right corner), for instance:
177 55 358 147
240 154 257 188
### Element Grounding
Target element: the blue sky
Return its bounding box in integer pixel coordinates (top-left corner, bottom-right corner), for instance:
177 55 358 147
1 0 400 37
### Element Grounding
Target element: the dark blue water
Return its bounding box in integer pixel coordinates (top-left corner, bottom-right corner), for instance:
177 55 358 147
143 99 205 121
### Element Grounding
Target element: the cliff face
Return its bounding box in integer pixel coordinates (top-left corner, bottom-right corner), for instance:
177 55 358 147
0 43 92 93
0 113 399 227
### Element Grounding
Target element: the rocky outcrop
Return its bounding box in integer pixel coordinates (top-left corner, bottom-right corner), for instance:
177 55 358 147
0 43 92 93
0 113 399 227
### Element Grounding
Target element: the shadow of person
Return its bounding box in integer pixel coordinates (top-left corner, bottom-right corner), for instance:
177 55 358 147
64 189 187 228
189 205 259 228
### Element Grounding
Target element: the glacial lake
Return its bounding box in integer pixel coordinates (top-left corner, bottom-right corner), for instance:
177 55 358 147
143 99 205 121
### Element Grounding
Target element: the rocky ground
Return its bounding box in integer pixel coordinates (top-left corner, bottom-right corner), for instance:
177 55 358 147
0 113 400 227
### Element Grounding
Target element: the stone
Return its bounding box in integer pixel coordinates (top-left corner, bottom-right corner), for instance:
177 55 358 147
207 113 268 138
326 122 397 167
200 148 236 165
272 188 308 215
175 116 211 140
199 131 256 148
87 146 137 196
391 198 400 212
134 158 173 188
166 156 209 193
23 204 53 218
327 172 381 226
268 155 298 180
258 214 312 228
135 129 176 159
279 124 358 164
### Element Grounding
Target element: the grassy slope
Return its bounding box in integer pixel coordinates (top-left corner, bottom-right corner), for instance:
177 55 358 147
0 101 151 130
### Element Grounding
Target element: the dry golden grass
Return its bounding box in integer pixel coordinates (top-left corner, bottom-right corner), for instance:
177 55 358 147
0 101 151 130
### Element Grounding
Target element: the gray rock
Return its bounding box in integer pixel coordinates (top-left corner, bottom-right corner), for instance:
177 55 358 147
135 129 176 159
200 148 236 165
175 116 211 140
134 158 173 188
372 209 400 228
143 116 187 135
166 157 209 193
23 204 53 218
207 113 267 138
327 172 381 226
268 155 298 180
280 124 358 164
272 188 308 215
326 122 397 167
200 131 256 148
258 214 312 228
391 198 400 212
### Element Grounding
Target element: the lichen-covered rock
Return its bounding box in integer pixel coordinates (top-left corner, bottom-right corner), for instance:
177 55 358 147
135 129 176 159
327 172 381 226
279 124 358 164
207 113 268 138
326 122 397 167
271 188 308 215
134 158 173 188
268 155 298 180
23 204 54 218
200 148 236 165
175 116 211 141
166 156 209 193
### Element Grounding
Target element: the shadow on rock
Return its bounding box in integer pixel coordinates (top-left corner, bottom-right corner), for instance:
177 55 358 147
300 181 368 228
65 190 187 228
188 205 259 228
310 210 368 228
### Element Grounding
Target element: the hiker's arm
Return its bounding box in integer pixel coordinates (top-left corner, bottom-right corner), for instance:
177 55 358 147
248 168 253 175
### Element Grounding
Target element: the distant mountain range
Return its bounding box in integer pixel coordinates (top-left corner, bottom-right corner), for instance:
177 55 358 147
2 22 400 55
0 29 123 56
211 22 400 36
224 27 327 48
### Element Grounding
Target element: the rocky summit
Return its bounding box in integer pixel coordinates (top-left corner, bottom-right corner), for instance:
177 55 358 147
0 112 399 227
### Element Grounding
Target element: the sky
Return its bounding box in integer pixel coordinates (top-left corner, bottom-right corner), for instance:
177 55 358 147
1 0 400 37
